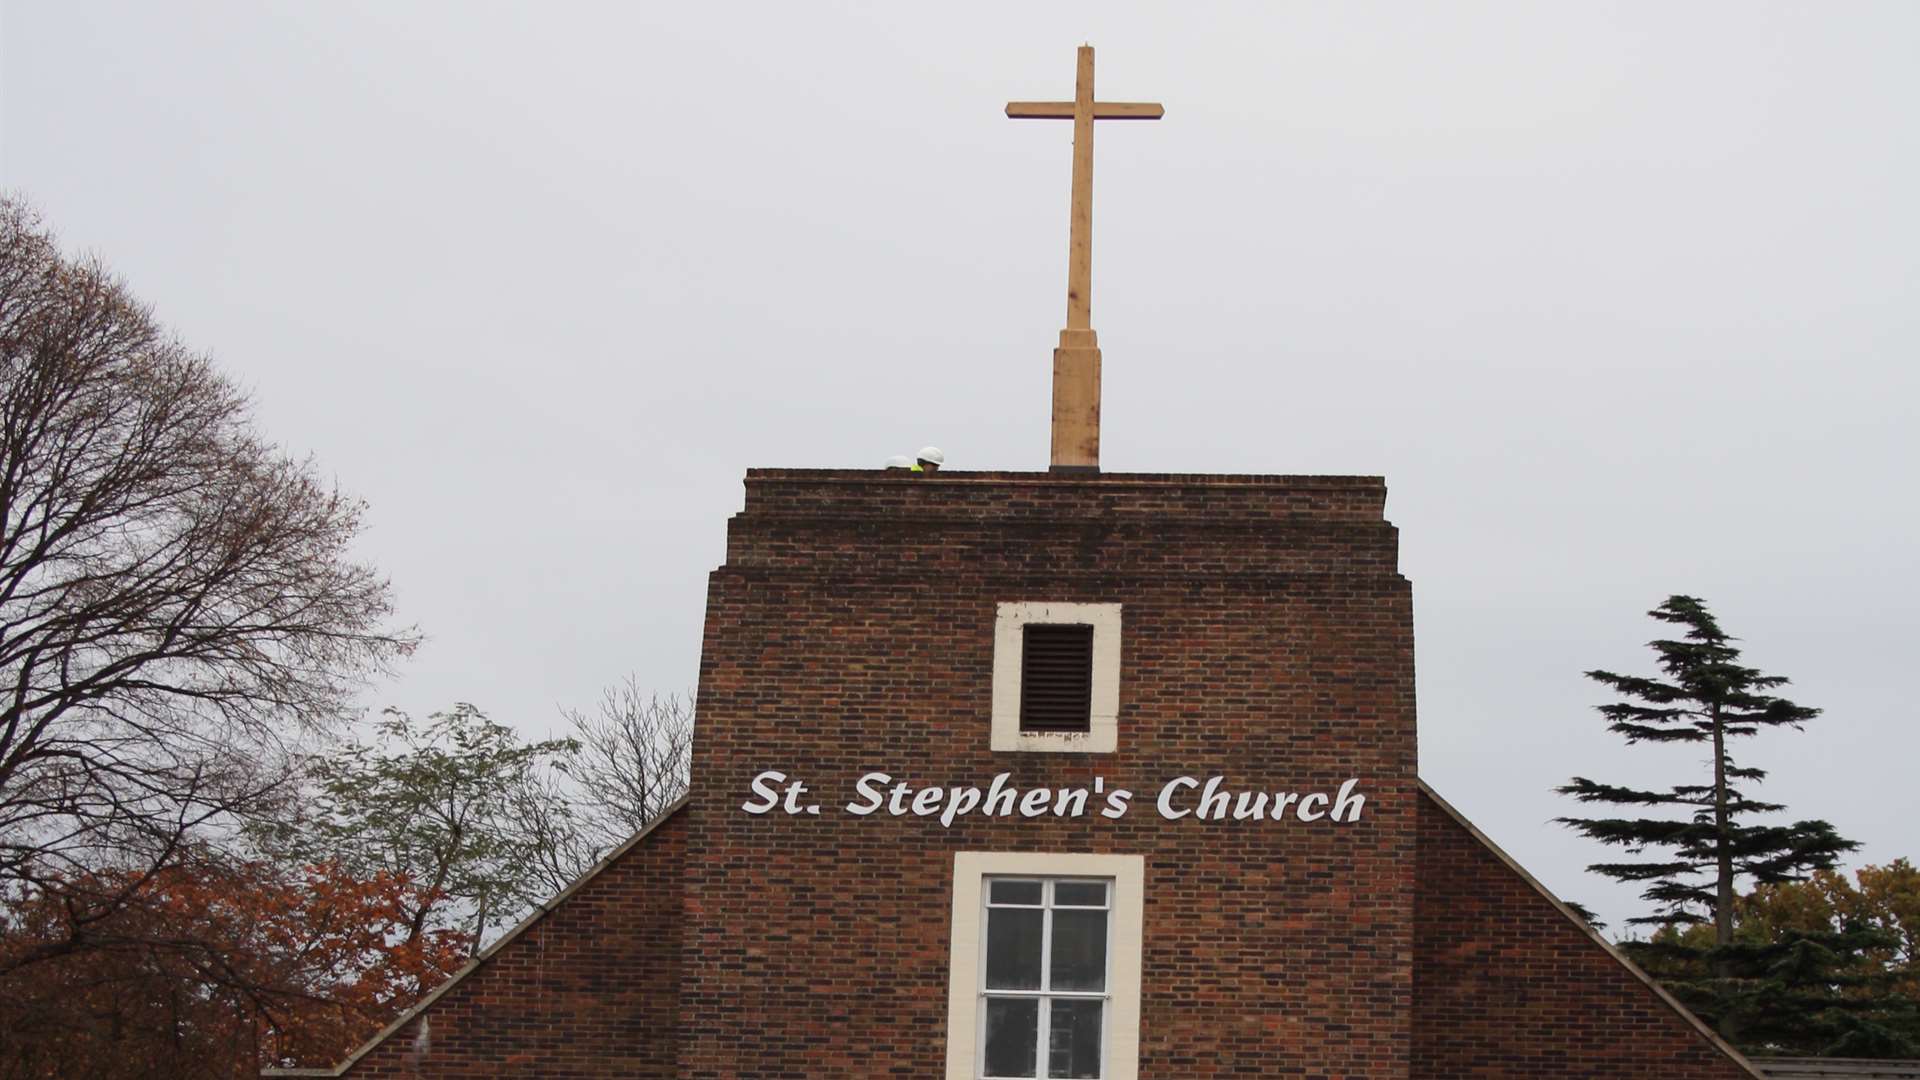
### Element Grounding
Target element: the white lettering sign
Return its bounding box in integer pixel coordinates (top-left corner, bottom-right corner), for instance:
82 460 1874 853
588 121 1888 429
739 771 1367 825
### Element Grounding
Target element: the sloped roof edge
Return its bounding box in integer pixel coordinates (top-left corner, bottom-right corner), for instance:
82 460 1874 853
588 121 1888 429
261 795 692 1078
1416 778 1764 1080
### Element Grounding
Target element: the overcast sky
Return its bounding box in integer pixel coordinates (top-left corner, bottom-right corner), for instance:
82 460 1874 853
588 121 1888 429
4 2 1915 934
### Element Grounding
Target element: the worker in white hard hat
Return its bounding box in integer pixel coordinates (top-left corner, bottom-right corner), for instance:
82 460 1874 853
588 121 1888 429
884 455 914 470
914 446 945 474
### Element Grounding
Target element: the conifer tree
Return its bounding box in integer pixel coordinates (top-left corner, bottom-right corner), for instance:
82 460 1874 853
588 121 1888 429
1633 879 1920 1057
1557 596 1856 946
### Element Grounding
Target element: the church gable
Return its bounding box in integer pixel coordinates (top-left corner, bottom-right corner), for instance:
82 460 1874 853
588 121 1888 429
1413 783 1760 1079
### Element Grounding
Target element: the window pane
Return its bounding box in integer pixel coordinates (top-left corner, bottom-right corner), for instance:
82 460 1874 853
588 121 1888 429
1054 881 1107 907
990 879 1043 906
985 907 1043 989
983 997 1039 1077
1048 909 1108 992
1048 998 1104 1079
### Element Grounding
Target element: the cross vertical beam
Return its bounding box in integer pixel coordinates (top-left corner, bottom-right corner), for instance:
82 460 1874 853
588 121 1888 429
1068 45 1095 331
1007 47 1163 471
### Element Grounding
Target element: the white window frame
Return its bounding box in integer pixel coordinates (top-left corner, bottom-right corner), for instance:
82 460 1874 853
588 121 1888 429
977 877 1109 1078
991 602 1122 753
945 852 1144 1080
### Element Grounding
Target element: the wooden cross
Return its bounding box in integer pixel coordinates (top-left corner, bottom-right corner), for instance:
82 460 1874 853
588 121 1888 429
1006 46 1164 333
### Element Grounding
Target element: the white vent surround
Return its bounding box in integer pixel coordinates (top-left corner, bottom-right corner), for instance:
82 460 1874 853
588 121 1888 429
991 601 1122 753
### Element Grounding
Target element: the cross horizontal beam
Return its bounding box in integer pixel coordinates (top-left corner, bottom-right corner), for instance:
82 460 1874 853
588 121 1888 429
1005 101 1165 120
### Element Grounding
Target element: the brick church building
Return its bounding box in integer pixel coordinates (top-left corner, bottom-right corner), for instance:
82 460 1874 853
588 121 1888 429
274 48 1767 1080
271 470 1764 1080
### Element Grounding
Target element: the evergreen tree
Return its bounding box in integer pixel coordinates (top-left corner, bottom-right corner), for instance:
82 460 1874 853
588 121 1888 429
1557 596 1856 946
1635 892 1920 1057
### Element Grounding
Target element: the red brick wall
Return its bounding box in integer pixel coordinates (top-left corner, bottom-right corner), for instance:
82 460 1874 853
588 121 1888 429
680 470 1419 1077
337 807 686 1078
1412 787 1757 1079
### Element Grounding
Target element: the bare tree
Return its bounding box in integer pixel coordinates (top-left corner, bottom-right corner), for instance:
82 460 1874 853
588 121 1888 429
505 677 694 893
560 677 692 841
0 199 416 972
494 751 610 902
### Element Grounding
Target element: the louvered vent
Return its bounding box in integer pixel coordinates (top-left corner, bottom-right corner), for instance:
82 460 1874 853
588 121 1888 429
1019 623 1095 733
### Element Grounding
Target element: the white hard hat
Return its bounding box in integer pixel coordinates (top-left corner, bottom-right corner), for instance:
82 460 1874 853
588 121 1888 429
884 455 914 469
916 446 946 466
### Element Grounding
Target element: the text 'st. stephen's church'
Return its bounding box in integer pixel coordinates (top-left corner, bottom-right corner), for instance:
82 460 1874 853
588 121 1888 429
277 48 1764 1080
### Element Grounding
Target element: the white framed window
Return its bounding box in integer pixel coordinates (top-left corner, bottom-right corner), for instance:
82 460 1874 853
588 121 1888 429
991 602 1122 753
945 852 1144 1080
978 877 1109 1078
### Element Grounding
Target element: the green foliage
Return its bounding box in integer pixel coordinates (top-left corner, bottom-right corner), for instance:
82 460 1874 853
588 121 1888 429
1627 865 1920 1057
1564 900 1608 930
252 703 580 949
1558 596 1855 935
